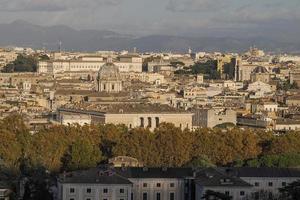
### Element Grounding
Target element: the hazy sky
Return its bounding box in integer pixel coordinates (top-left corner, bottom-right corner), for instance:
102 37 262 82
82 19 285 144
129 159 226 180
0 0 299 36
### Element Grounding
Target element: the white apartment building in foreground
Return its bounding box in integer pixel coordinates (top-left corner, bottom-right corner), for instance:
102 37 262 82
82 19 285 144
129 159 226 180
57 167 300 200
58 167 194 200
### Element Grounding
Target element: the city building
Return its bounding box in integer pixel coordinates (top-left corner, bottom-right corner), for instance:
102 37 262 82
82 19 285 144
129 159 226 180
250 66 270 83
58 104 194 130
57 166 194 200
195 168 253 200
97 59 123 93
37 54 143 75
192 108 237 128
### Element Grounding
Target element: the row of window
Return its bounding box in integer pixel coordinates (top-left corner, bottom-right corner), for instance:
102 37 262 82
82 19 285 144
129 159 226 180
143 192 175 200
68 192 175 200
69 198 124 200
225 191 245 196
70 184 176 191
70 188 125 194
142 182 175 188
140 117 160 128
254 181 287 187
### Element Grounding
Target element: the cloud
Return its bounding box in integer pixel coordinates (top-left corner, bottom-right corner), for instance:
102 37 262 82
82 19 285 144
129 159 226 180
166 0 228 12
0 0 122 12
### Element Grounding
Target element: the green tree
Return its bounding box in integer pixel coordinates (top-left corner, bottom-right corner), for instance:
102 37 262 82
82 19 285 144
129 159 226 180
62 139 102 171
202 190 232 200
184 155 215 168
2 54 38 72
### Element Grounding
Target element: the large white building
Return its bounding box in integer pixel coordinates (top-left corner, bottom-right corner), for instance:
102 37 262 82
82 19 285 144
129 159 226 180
37 55 143 74
57 167 300 200
58 103 194 131
57 166 194 200
196 167 300 200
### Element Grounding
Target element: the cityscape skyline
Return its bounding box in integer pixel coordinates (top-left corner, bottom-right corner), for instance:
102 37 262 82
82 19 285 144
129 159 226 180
1 1 300 200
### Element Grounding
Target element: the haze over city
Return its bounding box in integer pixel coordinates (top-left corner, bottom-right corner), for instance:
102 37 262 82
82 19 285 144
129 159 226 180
0 0 300 52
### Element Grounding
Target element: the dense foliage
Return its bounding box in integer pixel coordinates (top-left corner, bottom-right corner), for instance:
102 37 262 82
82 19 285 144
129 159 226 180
0 115 300 175
175 60 220 79
279 180 300 200
2 54 38 72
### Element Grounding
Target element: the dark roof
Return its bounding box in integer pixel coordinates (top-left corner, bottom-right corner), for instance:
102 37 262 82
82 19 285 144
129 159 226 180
195 168 252 188
221 167 300 178
115 167 194 179
58 167 194 184
252 66 268 74
60 103 191 114
59 168 132 185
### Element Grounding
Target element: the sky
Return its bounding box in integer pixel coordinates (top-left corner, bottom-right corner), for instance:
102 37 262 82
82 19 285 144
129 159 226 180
0 0 299 37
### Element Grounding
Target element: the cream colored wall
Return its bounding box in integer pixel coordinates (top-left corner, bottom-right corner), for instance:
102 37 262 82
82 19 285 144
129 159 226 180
130 178 185 200
105 113 193 130
59 183 131 200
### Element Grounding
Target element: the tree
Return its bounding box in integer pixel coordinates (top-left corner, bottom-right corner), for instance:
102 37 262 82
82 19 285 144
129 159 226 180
184 155 215 168
202 190 232 200
279 180 300 200
2 54 38 72
62 139 102 171
20 160 54 200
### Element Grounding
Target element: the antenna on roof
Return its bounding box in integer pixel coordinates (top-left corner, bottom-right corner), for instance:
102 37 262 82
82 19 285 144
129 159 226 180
59 41 62 52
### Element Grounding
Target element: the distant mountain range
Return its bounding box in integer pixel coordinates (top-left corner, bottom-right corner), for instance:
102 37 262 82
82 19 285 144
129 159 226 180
0 20 299 53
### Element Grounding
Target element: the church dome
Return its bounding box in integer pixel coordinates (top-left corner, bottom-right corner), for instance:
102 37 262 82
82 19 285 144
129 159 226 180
252 66 268 74
98 62 120 81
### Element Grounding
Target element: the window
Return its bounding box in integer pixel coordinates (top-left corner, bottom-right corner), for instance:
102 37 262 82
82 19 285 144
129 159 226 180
70 188 75 193
140 117 144 127
120 188 125 193
103 84 106 90
86 188 91 193
268 182 273 187
103 188 108 193
86 199 91 200
147 117 152 128
225 191 230 196
254 192 259 200
170 192 175 200
156 193 161 200
240 191 245 196
112 84 115 90
143 183 148 187
69 199 74 200
255 182 260 187
156 183 161 187
155 117 160 127
170 183 175 188
143 193 148 200
282 182 287 186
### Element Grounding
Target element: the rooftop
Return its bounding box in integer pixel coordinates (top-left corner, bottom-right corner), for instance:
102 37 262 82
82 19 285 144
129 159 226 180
195 168 252 187
221 167 300 178
61 103 191 114
59 166 194 184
